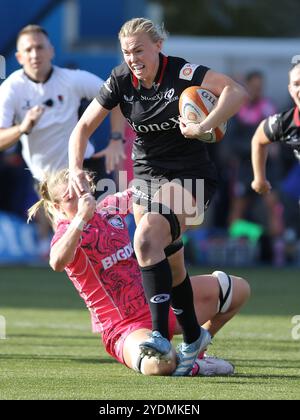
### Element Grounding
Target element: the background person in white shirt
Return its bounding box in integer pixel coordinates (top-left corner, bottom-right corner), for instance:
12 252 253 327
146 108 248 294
0 24 125 256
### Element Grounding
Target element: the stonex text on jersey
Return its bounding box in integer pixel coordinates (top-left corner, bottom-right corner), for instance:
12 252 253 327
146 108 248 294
126 116 180 134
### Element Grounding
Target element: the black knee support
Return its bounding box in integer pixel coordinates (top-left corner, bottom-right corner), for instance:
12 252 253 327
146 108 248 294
164 239 184 257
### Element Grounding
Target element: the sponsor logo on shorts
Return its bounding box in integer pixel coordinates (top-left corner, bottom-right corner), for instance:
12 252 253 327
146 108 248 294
204 199 210 211
171 307 183 315
150 294 170 304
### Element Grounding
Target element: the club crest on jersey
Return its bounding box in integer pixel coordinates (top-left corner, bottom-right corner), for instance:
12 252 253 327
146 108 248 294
108 215 124 229
179 63 200 81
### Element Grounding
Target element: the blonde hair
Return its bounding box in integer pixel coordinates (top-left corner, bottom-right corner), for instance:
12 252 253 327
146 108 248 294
27 169 95 225
289 62 300 78
118 17 168 43
16 24 49 47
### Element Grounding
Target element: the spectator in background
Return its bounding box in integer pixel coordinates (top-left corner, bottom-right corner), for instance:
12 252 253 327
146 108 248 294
225 70 284 262
251 63 300 261
0 24 124 257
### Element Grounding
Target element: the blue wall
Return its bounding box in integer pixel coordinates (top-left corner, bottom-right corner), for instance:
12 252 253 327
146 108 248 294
0 0 61 52
1 0 147 76
78 0 146 39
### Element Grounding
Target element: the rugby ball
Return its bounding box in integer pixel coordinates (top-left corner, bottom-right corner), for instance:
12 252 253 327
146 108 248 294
179 86 227 143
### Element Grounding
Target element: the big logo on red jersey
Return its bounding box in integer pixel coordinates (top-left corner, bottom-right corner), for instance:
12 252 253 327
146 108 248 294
101 242 134 270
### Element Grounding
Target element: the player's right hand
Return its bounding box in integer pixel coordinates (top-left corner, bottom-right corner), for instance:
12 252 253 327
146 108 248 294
19 105 45 134
77 193 96 222
68 169 91 199
179 117 213 142
251 178 272 195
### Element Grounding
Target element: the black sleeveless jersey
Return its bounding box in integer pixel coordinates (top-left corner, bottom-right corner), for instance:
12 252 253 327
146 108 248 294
264 107 300 159
97 53 216 177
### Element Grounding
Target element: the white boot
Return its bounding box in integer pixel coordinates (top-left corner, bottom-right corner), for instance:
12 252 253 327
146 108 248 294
190 354 234 376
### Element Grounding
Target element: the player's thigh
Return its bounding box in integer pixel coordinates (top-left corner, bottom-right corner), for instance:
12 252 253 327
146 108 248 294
123 328 151 369
152 181 203 231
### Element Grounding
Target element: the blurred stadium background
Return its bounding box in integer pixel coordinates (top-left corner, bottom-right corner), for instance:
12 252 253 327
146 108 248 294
1 0 300 400
1 0 300 266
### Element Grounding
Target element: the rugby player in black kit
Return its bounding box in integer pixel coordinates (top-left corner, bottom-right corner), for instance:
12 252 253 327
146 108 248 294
68 17 247 376
252 63 300 195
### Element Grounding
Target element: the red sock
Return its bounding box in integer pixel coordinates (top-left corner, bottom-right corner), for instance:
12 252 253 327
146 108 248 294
198 351 205 360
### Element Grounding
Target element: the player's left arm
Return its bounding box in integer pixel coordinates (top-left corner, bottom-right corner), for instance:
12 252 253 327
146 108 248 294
69 98 110 196
200 70 248 132
251 120 272 195
92 105 126 174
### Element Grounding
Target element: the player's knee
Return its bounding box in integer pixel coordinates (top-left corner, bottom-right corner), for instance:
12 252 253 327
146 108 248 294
232 276 251 307
239 277 251 303
134 226 157 257
140 354 176 376
134 215 169 256
134 228 152 257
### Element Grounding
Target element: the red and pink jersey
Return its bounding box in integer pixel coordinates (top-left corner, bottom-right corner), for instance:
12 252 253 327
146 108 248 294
51 190 151 353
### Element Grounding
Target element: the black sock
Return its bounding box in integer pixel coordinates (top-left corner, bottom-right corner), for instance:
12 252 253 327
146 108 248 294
171 274 200 344
140 258 173 339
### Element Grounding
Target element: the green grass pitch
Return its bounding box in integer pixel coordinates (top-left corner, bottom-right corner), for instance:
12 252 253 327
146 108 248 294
0 266 299 400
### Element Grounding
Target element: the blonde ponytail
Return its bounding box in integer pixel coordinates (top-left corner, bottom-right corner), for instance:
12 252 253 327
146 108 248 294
27 177 59 225
27 198 45 223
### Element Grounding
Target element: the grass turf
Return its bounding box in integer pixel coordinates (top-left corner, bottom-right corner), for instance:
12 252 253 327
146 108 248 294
0 266 299 400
